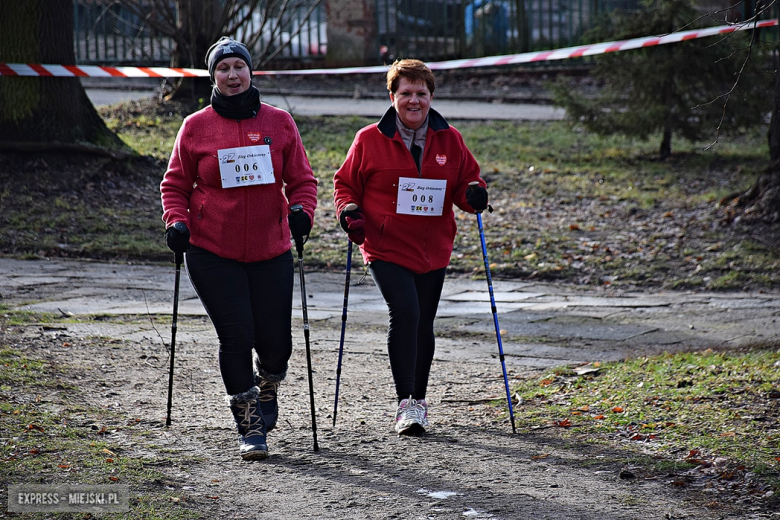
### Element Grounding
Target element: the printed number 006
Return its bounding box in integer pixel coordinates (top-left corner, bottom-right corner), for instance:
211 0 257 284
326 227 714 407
234 163 259 173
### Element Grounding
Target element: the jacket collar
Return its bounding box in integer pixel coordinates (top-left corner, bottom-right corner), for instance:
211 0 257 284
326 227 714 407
377 106 449 139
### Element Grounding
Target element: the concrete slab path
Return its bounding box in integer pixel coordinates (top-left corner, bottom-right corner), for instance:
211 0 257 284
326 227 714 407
2 258 778 371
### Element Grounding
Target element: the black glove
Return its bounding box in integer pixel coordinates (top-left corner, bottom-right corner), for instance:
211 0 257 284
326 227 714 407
165 222 190 254
288 209 312 243
466 185 489 212
339 206 366 245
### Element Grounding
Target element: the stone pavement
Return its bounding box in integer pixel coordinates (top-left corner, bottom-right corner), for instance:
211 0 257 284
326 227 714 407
2 257 779 372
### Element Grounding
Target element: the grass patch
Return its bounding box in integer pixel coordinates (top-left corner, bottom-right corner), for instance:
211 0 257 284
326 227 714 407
0 344 203 519
511 346 780 486
2 100 778 290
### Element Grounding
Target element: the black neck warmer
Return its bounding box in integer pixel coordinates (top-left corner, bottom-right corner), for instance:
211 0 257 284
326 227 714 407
210 86 261 120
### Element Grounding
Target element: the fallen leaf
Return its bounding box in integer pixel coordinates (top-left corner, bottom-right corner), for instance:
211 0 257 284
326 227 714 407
105 458 114 463
27 424 45 432
572 365 600 375
578 405 590 412
611 407 624 413
540 379 553 387
29 449 40 455
58 464 70 468
102 448 115 456
531 454 550 460
720 431 736 437
594 415 605 420
109 477 118 482
555 419 572 427
569 223 580 230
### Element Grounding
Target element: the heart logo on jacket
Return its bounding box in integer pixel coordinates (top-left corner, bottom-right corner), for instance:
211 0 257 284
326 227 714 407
435 154 447 165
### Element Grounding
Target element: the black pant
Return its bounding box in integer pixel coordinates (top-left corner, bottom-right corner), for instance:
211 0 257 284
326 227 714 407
185 246 293 396
369 260 446 402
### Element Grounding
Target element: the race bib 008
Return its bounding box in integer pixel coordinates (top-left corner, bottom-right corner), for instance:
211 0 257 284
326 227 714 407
396 177 447 216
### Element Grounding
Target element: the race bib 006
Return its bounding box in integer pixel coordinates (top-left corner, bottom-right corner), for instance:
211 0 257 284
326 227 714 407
218 145 274 188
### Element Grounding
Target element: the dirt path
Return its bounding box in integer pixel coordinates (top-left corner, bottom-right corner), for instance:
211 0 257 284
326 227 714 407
4 314 761 520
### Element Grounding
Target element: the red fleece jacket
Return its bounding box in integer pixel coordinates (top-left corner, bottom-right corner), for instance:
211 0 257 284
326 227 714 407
333 107 485 274
161 103 317 263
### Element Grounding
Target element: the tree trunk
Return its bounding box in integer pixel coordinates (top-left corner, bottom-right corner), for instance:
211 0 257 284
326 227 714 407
724 43 780 221
0 0 123 147
659 76 674 160
169 0 217 101
769 43 780 172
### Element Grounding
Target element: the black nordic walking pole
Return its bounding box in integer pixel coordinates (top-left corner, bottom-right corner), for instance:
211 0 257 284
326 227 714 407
471 184 517 433
290 204 320 451
165 248 184 427
332 204 357 426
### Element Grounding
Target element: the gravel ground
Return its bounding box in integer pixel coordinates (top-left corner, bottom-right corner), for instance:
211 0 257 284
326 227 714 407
3 313 773 520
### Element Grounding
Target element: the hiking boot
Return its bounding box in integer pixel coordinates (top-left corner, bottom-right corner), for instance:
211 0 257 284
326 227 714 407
253 356 286 432
257 379 280 431
227 386 268 460
395 395 426 435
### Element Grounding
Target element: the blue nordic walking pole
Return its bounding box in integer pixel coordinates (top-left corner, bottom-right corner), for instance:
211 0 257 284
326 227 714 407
332 238 353 426
290 204 320 451
472 191 517 433
165 249 184 427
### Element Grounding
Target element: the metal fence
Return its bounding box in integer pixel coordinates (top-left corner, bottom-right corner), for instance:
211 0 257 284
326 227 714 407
376 0 643 61
75 1 778 67
73 1 326 67
74 2 173 65
376 0 780 62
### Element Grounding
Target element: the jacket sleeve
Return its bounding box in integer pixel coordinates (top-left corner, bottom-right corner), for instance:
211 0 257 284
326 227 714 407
333 130 366 217
281 114 318 225
450 128 487 214
160 119 196 227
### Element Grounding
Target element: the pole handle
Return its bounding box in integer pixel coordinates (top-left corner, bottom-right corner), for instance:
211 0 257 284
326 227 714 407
289 203 306 255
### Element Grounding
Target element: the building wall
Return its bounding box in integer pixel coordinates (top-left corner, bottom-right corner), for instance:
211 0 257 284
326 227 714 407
325 0 377 67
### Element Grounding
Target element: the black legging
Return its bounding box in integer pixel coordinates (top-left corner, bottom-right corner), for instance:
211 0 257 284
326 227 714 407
369 260 446 402
185 246 293 396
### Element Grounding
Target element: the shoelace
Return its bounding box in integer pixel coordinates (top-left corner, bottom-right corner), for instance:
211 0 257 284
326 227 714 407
400 399 424 424
236 401 264 431
257 381 280 403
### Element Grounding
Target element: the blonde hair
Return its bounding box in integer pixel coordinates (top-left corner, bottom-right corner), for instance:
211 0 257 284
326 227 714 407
386 59 435 95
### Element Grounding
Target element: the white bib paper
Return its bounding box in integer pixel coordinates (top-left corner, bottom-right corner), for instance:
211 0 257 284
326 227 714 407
396 177 447 216
218 145 274 188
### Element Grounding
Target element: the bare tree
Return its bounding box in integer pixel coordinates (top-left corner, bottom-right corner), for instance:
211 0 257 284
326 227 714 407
119 0 324 99
720 0 780 220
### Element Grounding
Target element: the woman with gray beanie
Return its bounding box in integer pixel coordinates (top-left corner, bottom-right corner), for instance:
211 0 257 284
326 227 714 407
161 36 318 460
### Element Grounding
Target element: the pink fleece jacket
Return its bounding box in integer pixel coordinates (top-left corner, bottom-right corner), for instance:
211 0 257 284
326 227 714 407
161 103 317 263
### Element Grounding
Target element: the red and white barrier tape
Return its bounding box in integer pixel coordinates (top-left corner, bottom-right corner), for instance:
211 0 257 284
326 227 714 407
1 19 776 78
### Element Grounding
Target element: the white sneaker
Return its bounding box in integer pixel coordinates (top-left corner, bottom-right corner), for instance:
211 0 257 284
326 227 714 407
395 395 427 435
417 398 429 428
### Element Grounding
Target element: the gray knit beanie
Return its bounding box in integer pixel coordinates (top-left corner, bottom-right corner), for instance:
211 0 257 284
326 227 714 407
205 37 252 80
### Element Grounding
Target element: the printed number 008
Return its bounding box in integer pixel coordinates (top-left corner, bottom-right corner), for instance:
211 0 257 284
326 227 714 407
234 163 259 173
412 194 434 203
